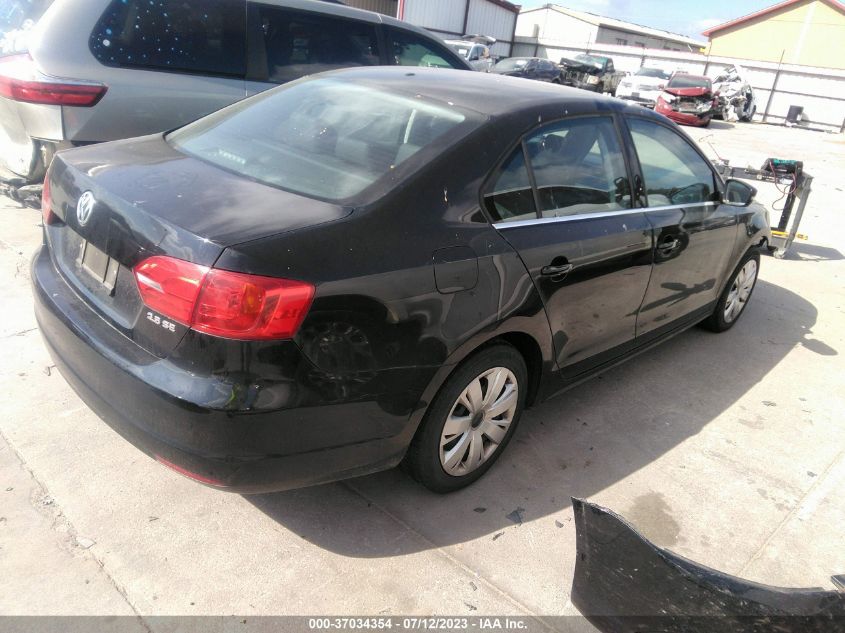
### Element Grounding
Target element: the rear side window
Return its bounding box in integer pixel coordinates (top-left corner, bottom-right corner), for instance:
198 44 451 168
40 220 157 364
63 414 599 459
484 147 536 223
168 77 482 202
628 118 715 206
526 117 631 217
252 6 380 84
388 28 463 69
89 0 246 77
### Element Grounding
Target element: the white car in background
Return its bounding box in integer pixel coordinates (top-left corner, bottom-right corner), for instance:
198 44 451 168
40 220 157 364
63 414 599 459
615 67 673 108
445 35 495 72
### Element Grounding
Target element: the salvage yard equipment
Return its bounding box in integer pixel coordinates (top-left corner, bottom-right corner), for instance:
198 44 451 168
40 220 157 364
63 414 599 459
714 157 812 259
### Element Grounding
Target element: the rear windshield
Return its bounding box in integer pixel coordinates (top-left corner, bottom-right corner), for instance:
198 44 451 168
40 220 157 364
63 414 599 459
449 44 471 58
668 75 711 89
495 58 531 71
168 77 481 202
1 0 53 55
636 68 670 79
89 0 245 77
575 54 607 67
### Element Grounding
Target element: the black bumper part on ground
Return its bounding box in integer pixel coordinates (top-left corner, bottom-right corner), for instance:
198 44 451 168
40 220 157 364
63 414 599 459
571 498 845 633
31 245 415 493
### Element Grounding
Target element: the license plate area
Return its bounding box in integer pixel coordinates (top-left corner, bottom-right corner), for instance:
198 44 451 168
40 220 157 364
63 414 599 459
78 240 120 294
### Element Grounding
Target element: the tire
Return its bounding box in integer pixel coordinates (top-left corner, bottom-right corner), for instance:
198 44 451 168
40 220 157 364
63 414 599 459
740 106 756 123
701 250 760 332
404 343 528 493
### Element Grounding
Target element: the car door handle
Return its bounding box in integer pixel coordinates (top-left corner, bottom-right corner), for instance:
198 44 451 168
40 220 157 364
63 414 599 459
541 263 574 277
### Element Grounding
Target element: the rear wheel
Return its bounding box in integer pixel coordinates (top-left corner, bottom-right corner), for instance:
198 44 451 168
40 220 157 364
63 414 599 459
702 250 760 332
404 344 527 493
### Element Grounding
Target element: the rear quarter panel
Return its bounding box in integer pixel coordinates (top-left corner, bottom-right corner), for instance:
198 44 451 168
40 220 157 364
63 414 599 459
214 121 556 437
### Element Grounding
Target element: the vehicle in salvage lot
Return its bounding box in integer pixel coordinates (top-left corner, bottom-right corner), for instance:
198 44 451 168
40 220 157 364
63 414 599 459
560 54 624 93
0 0 469 191
32 68 770 493
490 57 562 83
445 36 495 72
654 73 718 127
712 64 757 122
614 67 672 108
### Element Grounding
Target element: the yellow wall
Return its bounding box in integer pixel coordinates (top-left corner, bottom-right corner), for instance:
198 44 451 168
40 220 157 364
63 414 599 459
707 0 845 69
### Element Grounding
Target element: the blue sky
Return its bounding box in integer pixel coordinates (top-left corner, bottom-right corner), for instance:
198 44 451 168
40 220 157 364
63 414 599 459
518 0 781 40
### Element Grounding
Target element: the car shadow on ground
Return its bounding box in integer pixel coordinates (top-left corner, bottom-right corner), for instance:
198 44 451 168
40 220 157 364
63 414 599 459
707 120 736 130
247 278 820 557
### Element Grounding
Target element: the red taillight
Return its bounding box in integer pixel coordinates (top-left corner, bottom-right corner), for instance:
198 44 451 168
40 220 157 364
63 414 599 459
134 256 209 325
0 55 107 107
41 172 55 225
193 269 314 340
133 255 314 340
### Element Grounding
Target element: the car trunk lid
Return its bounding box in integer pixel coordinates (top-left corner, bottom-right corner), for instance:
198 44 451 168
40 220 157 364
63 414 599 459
45 134 350 356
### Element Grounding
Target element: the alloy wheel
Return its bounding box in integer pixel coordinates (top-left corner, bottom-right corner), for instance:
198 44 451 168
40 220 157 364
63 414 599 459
723 259 758 323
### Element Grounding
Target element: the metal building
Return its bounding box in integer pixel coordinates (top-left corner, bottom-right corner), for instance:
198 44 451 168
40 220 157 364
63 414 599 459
343 0 521 57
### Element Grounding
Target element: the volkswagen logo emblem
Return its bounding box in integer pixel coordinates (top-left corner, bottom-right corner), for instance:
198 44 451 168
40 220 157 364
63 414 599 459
76 191 96 227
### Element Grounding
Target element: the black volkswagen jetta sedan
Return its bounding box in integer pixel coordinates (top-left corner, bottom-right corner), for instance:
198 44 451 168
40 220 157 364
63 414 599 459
33 67 770 493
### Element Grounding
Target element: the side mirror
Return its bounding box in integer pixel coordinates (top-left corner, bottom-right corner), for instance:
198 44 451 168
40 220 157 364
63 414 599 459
723 179 756 207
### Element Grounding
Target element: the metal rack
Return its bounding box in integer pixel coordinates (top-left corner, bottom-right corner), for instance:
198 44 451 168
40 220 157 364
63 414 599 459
713 159 813 259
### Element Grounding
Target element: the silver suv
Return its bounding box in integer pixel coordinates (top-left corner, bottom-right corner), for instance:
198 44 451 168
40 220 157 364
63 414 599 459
0 0 470 191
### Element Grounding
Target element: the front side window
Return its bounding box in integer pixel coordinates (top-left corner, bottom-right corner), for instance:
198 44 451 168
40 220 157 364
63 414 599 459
526 117 631 217
627 118 716 206
168 77 481 202
484 147 536 223
89 0 246 76
254 6 380 84
388 28 462 69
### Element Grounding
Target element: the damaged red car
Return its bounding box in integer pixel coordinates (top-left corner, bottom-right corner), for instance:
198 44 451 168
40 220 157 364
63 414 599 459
654 74 718 127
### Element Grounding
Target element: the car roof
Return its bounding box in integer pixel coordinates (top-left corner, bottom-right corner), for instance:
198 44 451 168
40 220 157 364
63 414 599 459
316 66 642 118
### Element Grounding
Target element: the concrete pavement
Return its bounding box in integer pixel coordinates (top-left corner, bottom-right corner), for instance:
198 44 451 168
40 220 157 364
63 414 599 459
0 123 843 627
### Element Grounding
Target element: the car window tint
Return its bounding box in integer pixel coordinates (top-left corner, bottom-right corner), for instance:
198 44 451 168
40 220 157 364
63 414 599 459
525 117 631 217
255 6 379 84
89 0 246 77
484 147 536 223
168 77 482 202
388 28 462 69
628 118 715 206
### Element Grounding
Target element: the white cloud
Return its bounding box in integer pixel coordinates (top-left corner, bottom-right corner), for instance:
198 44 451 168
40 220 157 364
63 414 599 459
695 17 725 30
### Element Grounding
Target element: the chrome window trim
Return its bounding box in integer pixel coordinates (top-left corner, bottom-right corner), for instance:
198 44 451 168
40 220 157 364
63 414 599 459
492 201 718 229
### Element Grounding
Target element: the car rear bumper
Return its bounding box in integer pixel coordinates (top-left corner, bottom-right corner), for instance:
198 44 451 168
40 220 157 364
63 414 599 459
32 244 416 493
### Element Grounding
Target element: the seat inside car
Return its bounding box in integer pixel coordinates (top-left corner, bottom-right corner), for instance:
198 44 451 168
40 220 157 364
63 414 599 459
529 122 621 216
